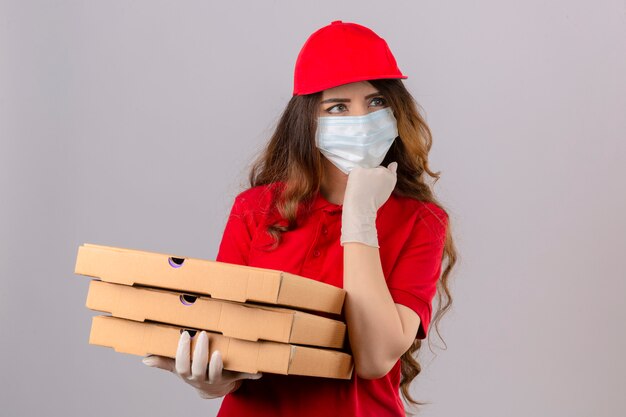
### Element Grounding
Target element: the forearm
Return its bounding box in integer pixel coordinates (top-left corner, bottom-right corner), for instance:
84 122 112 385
343 241 406 379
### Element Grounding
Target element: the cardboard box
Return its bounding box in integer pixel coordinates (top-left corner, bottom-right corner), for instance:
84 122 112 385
86 280 346 349
90 315 353 379
75 243 345 315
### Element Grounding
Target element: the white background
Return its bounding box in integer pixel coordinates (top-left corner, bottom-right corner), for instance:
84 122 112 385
1 1 625 416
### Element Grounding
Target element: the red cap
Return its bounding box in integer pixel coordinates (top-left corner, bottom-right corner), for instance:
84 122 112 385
293 20 407 96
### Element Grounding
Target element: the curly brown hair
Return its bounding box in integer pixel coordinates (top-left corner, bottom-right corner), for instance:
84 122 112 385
244 78 458 414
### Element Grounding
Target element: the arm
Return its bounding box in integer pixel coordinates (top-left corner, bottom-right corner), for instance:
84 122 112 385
343 242 421 379
341 162 445 379
215 193 256 266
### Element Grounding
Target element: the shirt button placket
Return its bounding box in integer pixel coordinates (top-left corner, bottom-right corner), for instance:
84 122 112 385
309 221 328 263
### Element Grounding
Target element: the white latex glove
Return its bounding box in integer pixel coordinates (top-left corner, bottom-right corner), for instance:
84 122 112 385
142 330 262 399
341 162 398 248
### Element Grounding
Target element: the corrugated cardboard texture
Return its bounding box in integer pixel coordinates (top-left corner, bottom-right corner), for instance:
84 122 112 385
75 243 345 314
86 280 346 348
90 315 353 379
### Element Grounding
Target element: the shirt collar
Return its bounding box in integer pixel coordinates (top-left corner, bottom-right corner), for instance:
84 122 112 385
309 190 343 214
272 181 343 215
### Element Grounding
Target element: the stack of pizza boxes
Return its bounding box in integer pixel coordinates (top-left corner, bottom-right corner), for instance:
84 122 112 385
74 243 353 379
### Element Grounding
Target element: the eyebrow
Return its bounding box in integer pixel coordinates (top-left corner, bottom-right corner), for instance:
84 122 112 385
320 91 382 104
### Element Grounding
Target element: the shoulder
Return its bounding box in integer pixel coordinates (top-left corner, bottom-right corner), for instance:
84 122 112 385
388 194 449 240
389 193 448 220
231 182 283 214
417 200 448 225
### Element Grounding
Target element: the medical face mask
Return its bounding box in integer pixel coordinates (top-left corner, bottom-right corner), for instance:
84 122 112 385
315 107 398 175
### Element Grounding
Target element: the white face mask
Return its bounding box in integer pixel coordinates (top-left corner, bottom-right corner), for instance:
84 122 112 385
315 107 398 174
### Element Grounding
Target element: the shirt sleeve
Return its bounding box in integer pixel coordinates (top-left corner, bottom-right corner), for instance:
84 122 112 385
386 207 448 339
215 194 257 267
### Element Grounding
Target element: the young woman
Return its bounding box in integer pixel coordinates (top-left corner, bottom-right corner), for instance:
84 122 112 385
143 20 458 416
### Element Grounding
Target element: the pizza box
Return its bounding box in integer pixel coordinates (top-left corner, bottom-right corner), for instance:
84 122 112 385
74 243 345 315
89 315 353 380
86 280 346 349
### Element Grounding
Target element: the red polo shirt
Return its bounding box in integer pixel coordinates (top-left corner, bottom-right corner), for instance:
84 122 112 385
215 181 448 417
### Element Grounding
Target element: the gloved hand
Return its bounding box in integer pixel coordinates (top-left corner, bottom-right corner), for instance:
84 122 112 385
142 330 262 399
341 162 398 248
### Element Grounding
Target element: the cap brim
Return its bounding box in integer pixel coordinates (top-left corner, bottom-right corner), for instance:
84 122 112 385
294 74 408 96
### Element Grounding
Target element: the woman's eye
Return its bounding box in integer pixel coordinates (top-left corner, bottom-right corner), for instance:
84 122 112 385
370 97 387 107
326 104 347 114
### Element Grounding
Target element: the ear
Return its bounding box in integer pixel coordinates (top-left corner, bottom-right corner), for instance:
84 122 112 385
387 161 398 174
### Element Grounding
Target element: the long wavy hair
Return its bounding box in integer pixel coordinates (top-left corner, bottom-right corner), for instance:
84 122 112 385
245 78 458 413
